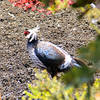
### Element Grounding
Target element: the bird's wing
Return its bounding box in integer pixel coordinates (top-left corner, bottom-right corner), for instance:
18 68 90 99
28 47 47 68
35 41 65 68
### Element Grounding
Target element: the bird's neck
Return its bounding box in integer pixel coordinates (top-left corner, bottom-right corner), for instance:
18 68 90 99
27 38 38 49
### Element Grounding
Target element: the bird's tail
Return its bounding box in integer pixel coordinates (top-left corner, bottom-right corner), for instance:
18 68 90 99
71 57 88 68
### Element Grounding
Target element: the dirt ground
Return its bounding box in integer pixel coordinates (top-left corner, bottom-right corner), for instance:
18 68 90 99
0 0 97 99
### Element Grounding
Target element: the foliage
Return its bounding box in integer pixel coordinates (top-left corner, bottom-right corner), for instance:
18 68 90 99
22 69 100 100
47 0 68 13
61 67 94 87
8 0 69 14
79 35 100 70
68 0 95 7
8 0 52 15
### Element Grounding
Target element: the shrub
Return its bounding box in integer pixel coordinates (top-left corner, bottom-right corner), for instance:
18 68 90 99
22 69 100 100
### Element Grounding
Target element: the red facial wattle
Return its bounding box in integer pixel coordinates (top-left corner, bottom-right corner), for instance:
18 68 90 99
24 30 30 36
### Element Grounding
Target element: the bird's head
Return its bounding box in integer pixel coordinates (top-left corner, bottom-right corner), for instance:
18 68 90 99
24 26 40 42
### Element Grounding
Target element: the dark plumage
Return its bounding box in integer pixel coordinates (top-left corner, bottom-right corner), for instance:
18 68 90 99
24 26 87 77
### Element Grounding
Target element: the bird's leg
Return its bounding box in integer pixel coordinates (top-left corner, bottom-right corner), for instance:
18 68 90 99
47 67 58 78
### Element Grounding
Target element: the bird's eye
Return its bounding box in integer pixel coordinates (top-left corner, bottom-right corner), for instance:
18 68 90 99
24 30 30 36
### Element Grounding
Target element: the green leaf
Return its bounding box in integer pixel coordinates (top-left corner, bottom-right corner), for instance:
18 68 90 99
61 66 94 87
71 0 94 8
79 35 100 70
24 91 36 99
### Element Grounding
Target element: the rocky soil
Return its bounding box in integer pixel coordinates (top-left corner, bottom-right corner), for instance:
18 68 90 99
0 0 97 99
